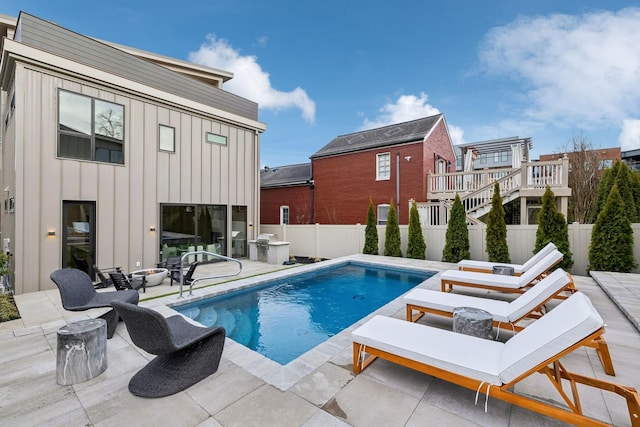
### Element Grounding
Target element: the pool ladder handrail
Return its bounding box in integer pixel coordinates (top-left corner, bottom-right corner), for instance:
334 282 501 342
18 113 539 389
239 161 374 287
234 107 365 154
178 250 243 298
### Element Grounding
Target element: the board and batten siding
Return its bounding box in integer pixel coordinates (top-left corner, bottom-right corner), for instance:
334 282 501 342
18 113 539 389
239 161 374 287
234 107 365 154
12 64 259 294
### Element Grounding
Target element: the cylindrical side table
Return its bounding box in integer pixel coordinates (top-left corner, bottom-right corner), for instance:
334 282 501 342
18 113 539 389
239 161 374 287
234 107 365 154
56 318 108 385
452 307 493 340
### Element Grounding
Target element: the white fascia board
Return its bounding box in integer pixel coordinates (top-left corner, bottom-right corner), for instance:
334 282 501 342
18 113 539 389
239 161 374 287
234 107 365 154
1 38 266 132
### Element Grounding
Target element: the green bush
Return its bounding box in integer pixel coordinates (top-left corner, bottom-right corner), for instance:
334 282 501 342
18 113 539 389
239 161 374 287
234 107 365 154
363 198 379 255
589 184 637 272
384 201 402 257
534 186 574 270
486 182 510 263
593 161 618 222
0 294 20 322
442 194 470 263
406 201 426 259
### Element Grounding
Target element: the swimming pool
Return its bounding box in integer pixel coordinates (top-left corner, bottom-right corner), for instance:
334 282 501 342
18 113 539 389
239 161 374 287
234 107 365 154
175 261 433 364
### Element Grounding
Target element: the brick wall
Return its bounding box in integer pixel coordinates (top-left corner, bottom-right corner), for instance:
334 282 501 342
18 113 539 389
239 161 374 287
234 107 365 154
260 186 313 224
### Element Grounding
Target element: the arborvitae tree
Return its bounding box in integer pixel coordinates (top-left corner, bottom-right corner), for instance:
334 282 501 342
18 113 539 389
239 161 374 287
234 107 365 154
632 169 640 222
442 194 470 263
486 182 510 263
384 201 402 257
534 186 574 270
588 184 637 272
613 161 638 223
363 198 379 255
593 161 618 222
406 201 426 259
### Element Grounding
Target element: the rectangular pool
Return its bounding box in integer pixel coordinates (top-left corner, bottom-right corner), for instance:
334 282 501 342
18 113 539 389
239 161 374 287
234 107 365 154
175 261 433 364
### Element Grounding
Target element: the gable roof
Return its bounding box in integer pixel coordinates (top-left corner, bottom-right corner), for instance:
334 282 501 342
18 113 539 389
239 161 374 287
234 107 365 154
261 163 312 188
311 114 443 159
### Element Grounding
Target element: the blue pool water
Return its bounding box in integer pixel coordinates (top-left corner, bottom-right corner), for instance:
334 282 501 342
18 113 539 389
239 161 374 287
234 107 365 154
175 262 433 364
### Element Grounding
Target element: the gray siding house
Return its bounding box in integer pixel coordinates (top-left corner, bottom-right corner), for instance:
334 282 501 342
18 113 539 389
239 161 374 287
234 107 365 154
0 12 265 294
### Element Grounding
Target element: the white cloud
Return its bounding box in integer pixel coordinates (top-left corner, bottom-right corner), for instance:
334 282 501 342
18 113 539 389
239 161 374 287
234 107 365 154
189 35 316 122
360 92 466 145
479 8 640 131
448 124 466 146
359 92 441 130
619 119 640 150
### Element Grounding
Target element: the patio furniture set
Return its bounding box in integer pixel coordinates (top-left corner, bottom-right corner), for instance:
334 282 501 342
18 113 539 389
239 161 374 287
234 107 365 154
47 243 640 425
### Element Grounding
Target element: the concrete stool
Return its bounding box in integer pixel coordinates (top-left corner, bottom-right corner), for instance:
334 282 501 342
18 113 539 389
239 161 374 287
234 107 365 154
492 265 515 276
453 307 493 340
56 319 108 385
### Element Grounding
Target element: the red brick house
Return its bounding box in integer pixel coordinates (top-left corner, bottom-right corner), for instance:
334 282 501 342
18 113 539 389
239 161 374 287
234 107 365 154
310 114 455 224
260 163 313 224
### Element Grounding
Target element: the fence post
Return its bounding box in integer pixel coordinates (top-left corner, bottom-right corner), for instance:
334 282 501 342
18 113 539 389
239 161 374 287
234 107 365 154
315 223 320 259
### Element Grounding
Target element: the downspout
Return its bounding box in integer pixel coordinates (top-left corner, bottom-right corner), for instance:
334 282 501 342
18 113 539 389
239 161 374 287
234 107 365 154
396 152 400 221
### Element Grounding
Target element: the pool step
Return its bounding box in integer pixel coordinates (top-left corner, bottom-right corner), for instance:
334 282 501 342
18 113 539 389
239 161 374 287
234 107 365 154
216 308 237 336
230 308 253 346
195 305 217 326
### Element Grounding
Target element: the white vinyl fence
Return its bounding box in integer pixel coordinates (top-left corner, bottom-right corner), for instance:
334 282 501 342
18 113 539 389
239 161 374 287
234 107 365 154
260 223 640 276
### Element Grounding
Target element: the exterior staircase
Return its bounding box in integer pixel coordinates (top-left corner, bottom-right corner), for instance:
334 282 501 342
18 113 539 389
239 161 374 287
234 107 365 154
417 157 571 225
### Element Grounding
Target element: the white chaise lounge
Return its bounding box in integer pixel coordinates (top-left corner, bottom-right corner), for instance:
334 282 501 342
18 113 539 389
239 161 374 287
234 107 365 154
352 293 639 426
404 269 614 375
440 249 567 294
457 242 557 276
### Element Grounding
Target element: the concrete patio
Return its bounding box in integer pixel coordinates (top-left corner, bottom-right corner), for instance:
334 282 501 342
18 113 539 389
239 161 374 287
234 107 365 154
1 256 639 426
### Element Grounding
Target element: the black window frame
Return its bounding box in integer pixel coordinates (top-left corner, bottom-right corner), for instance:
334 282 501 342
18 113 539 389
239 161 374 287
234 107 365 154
57 89 125 164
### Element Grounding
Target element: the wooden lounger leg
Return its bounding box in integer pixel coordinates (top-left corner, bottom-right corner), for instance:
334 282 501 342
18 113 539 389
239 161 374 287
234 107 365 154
353 343 377 374
584 336 616 376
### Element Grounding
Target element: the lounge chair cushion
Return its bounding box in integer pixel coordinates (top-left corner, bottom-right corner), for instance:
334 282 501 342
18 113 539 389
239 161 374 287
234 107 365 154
442 250 563 290
499 292 602 383
457 242 556 274
405 269 570 324
505 269 569 321
353 293 602 387
353 315 504 384
404 289 511 322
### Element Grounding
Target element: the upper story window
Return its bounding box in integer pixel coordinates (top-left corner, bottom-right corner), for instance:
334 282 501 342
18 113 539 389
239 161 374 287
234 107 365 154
280 206 290 225
58 90 124 164
206 132 227 146
494 151 509 163
159 125 175 152
376 152 390 180
377 204 390 225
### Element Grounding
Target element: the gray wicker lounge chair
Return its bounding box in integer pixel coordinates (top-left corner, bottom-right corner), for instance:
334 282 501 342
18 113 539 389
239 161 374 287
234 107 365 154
50 268 139 338
111 301 225 398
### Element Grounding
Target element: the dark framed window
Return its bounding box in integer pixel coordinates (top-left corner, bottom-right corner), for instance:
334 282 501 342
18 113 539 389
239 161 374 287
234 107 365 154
159 125 175 152
58 90 124 164
206 132 227 146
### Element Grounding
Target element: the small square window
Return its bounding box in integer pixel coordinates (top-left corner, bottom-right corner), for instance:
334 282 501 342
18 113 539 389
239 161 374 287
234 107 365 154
159 125 175 152
206 132 227 145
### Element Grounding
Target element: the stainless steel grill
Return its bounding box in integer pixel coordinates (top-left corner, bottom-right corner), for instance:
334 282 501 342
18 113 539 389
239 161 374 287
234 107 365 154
256 233 278 262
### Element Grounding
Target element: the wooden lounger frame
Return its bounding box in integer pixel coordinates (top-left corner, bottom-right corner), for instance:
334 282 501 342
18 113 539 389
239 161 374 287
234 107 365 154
405 292 616 376
458 265 523 276
353 328 640 426
442 257 569 295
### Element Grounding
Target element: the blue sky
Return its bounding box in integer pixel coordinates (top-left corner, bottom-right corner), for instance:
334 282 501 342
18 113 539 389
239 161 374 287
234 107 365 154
4 1 640 167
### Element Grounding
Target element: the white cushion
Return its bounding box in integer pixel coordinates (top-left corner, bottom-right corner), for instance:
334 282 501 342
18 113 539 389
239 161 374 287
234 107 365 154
352 315 503 385
441 269 522 289
520 242 557 271
456 259 525 275
506 269 569 322
499 292 603 384
404 288 511 323
353 293 602 388
516 250 563 286
444 250 563 290
457 242 556 274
